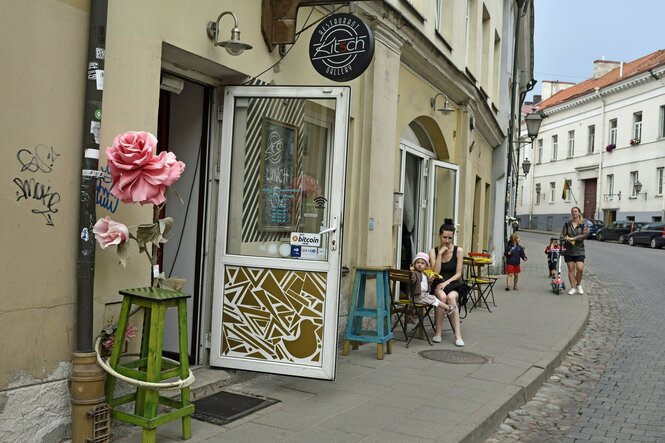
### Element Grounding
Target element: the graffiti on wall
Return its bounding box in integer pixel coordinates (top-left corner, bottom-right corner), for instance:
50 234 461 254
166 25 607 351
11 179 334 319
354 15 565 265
96 165 119 213
13 144 61 226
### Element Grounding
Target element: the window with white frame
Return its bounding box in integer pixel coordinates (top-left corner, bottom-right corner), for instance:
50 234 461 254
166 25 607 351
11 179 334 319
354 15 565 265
657 167 664 195
609 118 617 146
564 179 572 202
551 135 558 160
567 130 575 158
632 112 642 142
537 138 543 163
630 171 639 197
607 174 614 197
660 105 665 138
549 182 556 203
536 183 541 204
587 125 595 154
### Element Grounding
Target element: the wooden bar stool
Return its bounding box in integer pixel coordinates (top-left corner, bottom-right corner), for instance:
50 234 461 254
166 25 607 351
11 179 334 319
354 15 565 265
342 267 393 359
104 287 194 443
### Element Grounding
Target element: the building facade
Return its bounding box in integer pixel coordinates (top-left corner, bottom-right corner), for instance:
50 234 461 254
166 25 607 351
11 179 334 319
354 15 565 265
518 51 665 232
0 0 534 438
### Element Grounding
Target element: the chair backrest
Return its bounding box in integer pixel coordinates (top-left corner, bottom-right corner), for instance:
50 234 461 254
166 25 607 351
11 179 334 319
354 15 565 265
388 268 414 300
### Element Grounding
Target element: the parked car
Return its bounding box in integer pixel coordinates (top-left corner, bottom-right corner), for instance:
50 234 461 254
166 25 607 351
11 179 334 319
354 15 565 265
584 219 605 239
596 220 646 244
628 222 665 249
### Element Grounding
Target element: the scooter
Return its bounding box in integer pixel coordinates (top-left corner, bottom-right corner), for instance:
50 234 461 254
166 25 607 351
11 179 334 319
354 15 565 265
550 240 566 294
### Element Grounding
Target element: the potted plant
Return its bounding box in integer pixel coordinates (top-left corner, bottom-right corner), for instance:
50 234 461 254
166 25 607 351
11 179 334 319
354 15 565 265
605 143 616 152
630 138 641 145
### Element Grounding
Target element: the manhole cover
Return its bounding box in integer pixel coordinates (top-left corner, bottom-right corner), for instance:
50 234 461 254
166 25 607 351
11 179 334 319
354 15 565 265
418 349 489 364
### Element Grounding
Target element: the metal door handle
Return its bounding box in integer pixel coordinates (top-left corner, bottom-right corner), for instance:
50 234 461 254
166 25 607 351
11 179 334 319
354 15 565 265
319 226 337 235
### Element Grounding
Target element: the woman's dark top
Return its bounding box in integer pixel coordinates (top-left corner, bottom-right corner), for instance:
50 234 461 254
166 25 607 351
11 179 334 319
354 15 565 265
561 220 588 256
432 246 464 294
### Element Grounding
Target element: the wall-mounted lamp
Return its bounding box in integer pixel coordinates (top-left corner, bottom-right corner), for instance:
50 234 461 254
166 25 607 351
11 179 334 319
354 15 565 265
430 93 454 115
514 112 544 145
634 180 647 199
522 158 531 176
206 11 253 56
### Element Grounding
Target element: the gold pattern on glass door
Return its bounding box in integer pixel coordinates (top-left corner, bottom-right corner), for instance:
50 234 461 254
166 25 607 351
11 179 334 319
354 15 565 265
222 266 326 363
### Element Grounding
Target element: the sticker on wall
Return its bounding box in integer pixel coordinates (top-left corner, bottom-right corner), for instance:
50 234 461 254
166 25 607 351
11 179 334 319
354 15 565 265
309 13 375 82
95 70 104 90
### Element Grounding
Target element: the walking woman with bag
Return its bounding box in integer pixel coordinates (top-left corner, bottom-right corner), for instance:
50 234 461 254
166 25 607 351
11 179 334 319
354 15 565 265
561 206 589 295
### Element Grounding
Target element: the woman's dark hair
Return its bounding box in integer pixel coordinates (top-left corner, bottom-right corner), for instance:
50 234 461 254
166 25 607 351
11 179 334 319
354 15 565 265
439 218 456 234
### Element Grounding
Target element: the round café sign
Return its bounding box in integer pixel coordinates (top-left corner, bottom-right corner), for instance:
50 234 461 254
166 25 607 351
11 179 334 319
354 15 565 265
309 13 375 82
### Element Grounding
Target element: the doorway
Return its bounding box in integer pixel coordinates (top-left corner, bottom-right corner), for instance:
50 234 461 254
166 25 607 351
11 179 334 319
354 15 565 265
583 178 597 219
157 75 210 363
396 138 459 269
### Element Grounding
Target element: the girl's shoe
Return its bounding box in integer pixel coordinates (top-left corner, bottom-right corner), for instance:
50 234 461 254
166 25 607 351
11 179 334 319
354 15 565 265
505 287 510 291
432 335 442 343
513 286 519 291
454 338 465 347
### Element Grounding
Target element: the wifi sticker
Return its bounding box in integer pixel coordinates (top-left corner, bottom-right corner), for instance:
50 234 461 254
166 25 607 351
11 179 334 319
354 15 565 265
313 196 327 209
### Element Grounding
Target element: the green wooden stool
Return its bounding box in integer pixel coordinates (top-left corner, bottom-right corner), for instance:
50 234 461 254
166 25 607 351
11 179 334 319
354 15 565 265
105 287 194 443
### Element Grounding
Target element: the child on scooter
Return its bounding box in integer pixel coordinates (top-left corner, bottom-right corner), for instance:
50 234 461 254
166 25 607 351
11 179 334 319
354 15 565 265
544 237 560 277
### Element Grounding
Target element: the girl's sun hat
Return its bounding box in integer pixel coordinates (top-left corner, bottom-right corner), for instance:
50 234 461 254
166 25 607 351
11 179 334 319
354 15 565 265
412 252 430 266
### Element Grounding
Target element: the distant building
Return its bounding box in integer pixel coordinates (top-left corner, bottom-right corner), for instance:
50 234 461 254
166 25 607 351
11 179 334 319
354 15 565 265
517 49 665 231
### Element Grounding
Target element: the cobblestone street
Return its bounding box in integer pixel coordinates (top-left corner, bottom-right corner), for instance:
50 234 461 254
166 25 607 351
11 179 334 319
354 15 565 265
488 234 665 443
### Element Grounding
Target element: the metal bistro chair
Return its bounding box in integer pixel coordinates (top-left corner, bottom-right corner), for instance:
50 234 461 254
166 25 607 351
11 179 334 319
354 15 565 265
389 269 456 347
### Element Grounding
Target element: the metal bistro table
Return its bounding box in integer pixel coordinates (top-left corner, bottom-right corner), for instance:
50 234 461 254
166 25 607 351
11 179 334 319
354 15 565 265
465 255 497 311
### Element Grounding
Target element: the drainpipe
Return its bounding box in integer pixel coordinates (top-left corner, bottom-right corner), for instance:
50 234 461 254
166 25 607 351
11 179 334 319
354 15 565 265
504 0 527 249
71 1 109 441
596 88 606 221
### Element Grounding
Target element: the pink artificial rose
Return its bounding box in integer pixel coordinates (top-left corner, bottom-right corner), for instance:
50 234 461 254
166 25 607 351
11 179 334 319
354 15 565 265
106 131 185 205
93 216 129 249
107 131 156 178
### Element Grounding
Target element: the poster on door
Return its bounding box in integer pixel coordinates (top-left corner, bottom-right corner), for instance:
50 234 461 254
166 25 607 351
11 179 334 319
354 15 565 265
259 117 298 231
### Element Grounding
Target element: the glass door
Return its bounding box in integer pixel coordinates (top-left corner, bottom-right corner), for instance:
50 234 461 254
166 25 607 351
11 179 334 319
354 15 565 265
427 159 459 248
210 86 349 380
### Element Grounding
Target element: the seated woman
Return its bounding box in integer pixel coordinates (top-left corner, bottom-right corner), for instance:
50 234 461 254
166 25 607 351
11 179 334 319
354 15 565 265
428 218 465 346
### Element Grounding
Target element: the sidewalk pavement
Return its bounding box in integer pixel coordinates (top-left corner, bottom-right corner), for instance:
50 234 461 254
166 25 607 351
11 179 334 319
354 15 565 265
115 235 589 442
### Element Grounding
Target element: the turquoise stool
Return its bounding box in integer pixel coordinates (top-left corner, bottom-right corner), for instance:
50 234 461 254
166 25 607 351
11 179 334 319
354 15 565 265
342 267 393 359
104 287 194 443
